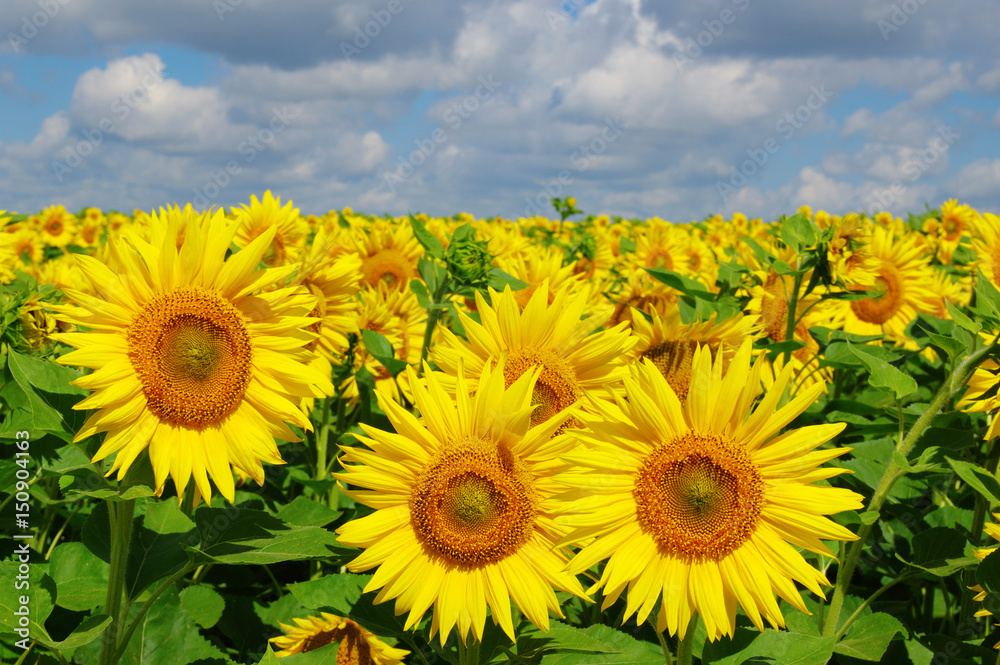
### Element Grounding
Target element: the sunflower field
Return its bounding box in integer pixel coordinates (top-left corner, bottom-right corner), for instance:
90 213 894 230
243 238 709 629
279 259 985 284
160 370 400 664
6 192 1000 665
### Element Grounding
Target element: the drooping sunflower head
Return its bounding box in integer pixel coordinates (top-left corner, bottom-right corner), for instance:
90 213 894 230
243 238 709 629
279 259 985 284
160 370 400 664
270 612 409 663
336 362 587 644
52 206 333 504
560 339 862 641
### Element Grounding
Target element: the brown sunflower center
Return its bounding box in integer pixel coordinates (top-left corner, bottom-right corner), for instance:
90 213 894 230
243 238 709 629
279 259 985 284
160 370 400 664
47 220 63 235
127 286 253 427
362 248 412 289
633 431 764 561
300 622 372 665
640 340 701 402
501 347 581 427
410 438 537 567
648 251 674 271
850 263 902 325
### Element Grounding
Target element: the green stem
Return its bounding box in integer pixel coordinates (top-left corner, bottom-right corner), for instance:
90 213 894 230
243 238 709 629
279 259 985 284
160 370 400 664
676 615 698 665
823 341 999 637
647 613 672 665
111 563 196 664
417 307 444 376
99 498 136 665
781 272 804 368
457 637 480 665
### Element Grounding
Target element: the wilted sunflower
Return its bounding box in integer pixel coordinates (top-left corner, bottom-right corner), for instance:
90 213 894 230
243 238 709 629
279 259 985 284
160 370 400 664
432 281 633 431
336 364 588 645
559 339 863 641
269 612 409 662
51 207 333 503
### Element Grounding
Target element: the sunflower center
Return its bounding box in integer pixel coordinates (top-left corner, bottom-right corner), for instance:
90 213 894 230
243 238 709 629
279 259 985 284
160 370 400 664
761 273 788 342
127 286 253 427
640 340 701 402
410 438 537 567
633 432 764 561
851 264 902 325
362 248 411 289
501 347 581 427
649 252 674 271
47 220 63 235
301 623 372 665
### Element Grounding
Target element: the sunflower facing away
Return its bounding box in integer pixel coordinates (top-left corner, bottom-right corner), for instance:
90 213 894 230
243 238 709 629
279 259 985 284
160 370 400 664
336 363 588 645
51 207 333 503
558 339 863 641
269 612 409 662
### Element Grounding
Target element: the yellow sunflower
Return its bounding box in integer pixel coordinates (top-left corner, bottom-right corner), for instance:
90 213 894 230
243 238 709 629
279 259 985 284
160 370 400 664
50 207 333 504
625 306 761 403
823 224 938 348
36 204 78 248
959 342 1000 441
232 191 307 267
924 199 978 264
269 612 409 662
559 339 863 641
494 244 582 310
336 364 588 645
431 281 633 431
973 213 1000 290
356 220 423 291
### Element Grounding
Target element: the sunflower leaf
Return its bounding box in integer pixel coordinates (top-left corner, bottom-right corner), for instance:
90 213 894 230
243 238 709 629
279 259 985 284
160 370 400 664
846 341 917 399
409 213 444 259
833 612 906 661
946 457 1000 506
361 329 407 377
946 300 981 335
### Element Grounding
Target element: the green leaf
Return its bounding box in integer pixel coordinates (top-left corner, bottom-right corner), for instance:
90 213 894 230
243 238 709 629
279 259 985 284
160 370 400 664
7 348 87 396
973 269 1000 322
859 511 880 525
645 268 714 300
40 614 112 650
702 627 836 665
487 267 529 291
522 622 664 664
923 329 968 362
179 585 226 629
900 526 977 576
287 574 367 616
126 500 197 600
847 340 917 399
619 236 636 253
255 645 282 665
360 329 407 377
48 542 110 611
946 300 981 334
946 457 1000 505
184 508 343 565
409 213 444 259
780 213 817 252
82 500 111 562
409 279 431 308
119 588 227 665
0 561 55 643
67 483 157 501
833 612 906 661
274 496 342 527
978 548 1000 593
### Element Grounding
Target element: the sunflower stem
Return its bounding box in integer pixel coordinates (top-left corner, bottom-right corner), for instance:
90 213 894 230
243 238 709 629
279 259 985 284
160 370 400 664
833 570 914 640
647 613 672 665
457 637 479 665
676 615 698 665
822 340 999 637
112 563 196 664
781 272 804 369
99 497 136 665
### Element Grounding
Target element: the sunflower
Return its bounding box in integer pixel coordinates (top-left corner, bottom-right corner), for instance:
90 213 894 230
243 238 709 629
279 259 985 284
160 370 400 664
603 270 680 329
559 339 863 641
432 281 633 432
969 515 1000 648
336 364 588 645
823 224 938 348
50 207 333 504
356 220 423 291
625 306 761 403
269 612 409 662
494 245 582 310
232 191 307 267
959 342 1000 441
36 204 78 248
973 213 1000 290
924 199 978 264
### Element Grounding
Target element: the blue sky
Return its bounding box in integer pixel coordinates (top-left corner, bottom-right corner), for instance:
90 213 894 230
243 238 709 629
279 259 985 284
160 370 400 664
2 0 999 222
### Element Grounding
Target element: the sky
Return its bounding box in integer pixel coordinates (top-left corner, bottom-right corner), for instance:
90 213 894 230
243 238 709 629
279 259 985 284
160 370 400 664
1 0 999 222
